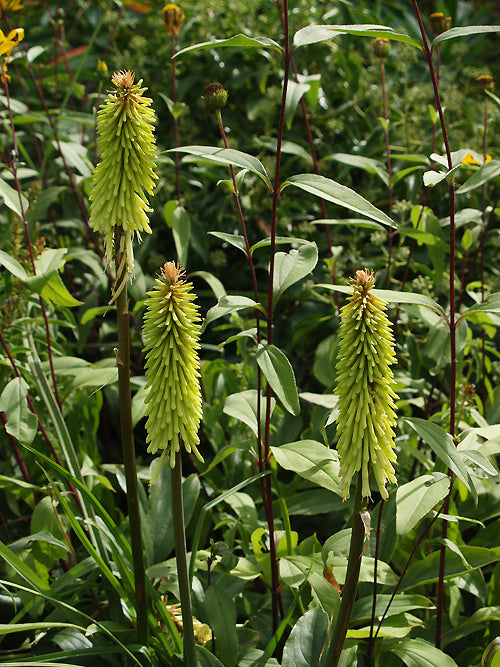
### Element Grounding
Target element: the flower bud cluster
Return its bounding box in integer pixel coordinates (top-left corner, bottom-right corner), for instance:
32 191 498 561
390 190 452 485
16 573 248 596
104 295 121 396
143 262 203 467
89 70 157 275
335 270 398 500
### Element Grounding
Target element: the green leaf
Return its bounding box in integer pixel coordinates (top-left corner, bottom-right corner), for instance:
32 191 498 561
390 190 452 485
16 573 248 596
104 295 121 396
0 249 28 280
377 637 458 666
481 637 500 667
0 177 29 217
456 160 500 194
292 24 422 50
282 607 329 667
172 146 271 186
40 271 83 307
256 344 300 415
0 378 38 445
224 390 275 437
352 594 434 624
432 25 500 47
190 270 226 299
396 474 450 536
461 292 500 318
286 174 396 228
312 218 385 230
285 80 310 130
174 34 282 60
204 295 261 331
0 538 51 592
405 418 477 503
327 152 389 186
205 584 239 667
273 243 318 303
271 440 341 495
209 231 248 254
316 284 447 317
55 139 92 178
401 545 500 590
197 646 226 667
172 205 190 266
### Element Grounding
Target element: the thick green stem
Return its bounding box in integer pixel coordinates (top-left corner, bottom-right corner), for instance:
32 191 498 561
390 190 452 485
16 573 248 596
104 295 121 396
116 274 149 644
325 475 366 667
172 450 198 667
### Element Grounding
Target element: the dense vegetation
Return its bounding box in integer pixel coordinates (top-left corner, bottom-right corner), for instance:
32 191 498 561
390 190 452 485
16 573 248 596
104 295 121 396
0 0 500 665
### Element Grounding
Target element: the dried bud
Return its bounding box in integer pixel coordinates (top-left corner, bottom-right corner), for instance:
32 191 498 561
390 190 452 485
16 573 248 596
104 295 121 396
162 3 185 37
335 270 398 500
477 74 494 91
430 12 451 35
89 71 157 276
373 37 391 59
202 82 228 112
143 262 203 467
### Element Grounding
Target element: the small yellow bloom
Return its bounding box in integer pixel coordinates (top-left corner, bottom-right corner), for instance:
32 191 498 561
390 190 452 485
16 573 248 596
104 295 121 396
0 27 24 58
462 152 492 166
0 0 24 11
162 3 184 37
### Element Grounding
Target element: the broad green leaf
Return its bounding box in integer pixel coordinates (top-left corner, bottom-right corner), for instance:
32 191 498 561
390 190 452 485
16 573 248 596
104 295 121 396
292 24 422 50
271 440 341 495
396 227 448 250
40 271 83 307
55 139 92 178
352 594 434 624
312 218 385 230
281 607 329 667
209 231 248 254
285 80 310 129
432 25 500 47
204 295 261 330
316 284 446 317
324 555 398 586
327 152 389 186
0 378 37 445
0 177 29 216
256 343 300 415
391 165 426 187
0 249 28 280
286 174 396 228
197 646 226 667
172 205 190 266
0 538 51 592
405 418 477 503
251 236 315 254
273 243 318 303
256 137 313 165
172 146 271 186
481 637 500 667
190 270 226 299
401 545 500 590
461 292 500 317
377 637 458 666
396 474 450 536
174 34 282 60
224 390 275 437
456 159 500 194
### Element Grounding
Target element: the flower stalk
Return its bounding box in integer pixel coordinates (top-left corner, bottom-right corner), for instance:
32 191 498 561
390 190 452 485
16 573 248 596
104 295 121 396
89 70 158 644
143 262 202 666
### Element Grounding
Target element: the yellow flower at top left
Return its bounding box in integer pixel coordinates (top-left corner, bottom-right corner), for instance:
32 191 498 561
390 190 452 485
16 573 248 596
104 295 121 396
0 28 24 58
0 0 24 11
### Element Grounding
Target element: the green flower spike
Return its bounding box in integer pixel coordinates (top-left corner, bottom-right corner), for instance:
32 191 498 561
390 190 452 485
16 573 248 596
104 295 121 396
335 269 398 500
143 262 203 467
89 70 157 284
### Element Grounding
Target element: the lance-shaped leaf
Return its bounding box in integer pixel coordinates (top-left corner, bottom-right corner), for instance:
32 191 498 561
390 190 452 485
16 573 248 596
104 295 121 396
432 25 500 47
172 146 271 187
285 174 396 228
456 159 500 194
273 242 318 304
256 343 300 415
174 34 282 60
271 440 341 495
292 24 422 50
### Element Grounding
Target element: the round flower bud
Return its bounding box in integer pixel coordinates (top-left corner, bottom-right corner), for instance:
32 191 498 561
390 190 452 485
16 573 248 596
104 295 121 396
477 74 494 91
202 82 228 112
430 12 451 35
335 269 398 500
143 262 203 467
162 3 185 37
373 37 391 59
89 70 157 275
